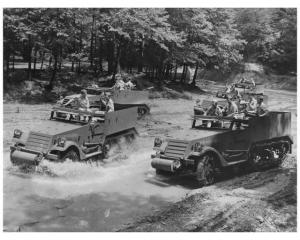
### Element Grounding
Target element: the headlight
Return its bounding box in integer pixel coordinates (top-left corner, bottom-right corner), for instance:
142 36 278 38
194 142 203 152
173 160 181 169
13 129 23 138
154 137 163 147
57 137 66 147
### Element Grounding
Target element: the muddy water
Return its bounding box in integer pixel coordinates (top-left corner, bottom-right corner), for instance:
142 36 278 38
3 137 193 231
3 88 297 231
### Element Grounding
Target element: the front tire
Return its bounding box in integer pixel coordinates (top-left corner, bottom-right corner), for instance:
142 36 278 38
62 150 80 162
195 154 216 186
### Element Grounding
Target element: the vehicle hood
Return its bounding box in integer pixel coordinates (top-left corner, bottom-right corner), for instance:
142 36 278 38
30 120 85 136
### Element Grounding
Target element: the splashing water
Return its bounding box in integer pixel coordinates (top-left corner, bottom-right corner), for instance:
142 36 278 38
4 137 154 199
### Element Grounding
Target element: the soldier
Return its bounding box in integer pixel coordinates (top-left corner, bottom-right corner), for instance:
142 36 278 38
125 79 136 90
194 99 205 115
250 78 256 87
205 100 222 116
64 89 90 111
238 77 246 84
223 96 238 117
257 96 268 116
100 92 114 112
106 95 114 112
225 84 232 93
114 74 126 90
231 85 241 99
246 96 258 113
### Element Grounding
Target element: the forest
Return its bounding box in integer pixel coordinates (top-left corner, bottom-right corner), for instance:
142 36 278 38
3 8 297 94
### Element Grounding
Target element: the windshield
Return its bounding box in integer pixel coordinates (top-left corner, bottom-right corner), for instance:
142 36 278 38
193 115 250 130
50 110 91 125
86 87 112 95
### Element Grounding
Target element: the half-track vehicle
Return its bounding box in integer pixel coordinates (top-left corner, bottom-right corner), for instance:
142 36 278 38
151 111 292 186
62 87 150 118
216 82 264 99
234 82 264 96
10 105 138 167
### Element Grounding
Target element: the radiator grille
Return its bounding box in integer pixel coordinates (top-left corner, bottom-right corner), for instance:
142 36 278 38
26 132 52 152
164 140 189 158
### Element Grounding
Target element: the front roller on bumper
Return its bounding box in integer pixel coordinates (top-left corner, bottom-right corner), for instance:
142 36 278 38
10 150 41 166
151 158 182 173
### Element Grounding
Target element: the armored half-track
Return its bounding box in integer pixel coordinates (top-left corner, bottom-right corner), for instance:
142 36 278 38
151 111 292 186
234 82 264 96
216 82 264 99
62 87 150 118
10 105 138 167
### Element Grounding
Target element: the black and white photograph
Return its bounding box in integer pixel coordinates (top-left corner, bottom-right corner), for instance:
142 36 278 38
1 1 298 235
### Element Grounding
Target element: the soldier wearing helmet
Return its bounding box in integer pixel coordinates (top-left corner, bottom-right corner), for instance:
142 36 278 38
114 74 126 90
100 92 114 113
257 96 268 116
223 96 238 117
205 100 222 116
63 89 90 111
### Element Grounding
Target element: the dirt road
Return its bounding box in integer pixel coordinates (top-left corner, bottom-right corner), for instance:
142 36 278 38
3 87 297 231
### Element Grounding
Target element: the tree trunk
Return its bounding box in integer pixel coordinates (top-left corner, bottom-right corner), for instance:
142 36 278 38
33 47 38 77
150 66 154 81
49 56 52 68
12 53 15 71
77 22 83 74
58 45 63 71
5 52 10 80
90 14 95 68
48 53 58 91
112 44 121 82
173 64 177 81
77 60 81 74
137 38 144 72
98 37 103 73
40 51 45 70
27 34 32 81
180 64 186 83
191 62 199 86
155 66 159 79
107 40 115 74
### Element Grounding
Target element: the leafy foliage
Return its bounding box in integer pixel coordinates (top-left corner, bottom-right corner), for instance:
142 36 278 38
3 8 297 88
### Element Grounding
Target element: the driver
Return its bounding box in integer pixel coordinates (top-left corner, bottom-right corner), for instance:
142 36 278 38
205 100 222 116
223 96 238 117
64 89 90 111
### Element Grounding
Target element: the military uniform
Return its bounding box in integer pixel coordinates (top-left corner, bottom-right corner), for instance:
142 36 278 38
125 81 135 90
115 79 125 90
206 104 223 116
246 98 257 112
257 102 268 116
77 96 90 110
106 98 114 112
224 101 238 117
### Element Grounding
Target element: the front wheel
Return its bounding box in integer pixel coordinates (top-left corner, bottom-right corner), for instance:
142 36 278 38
62 150 80 162
195 154 216 186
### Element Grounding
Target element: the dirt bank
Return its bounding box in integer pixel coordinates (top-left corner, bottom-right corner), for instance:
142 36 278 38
120 165 296 232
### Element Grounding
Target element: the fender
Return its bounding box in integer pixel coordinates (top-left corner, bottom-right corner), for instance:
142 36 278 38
187 146 228 167
286 134 294 144
49 141 84 159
